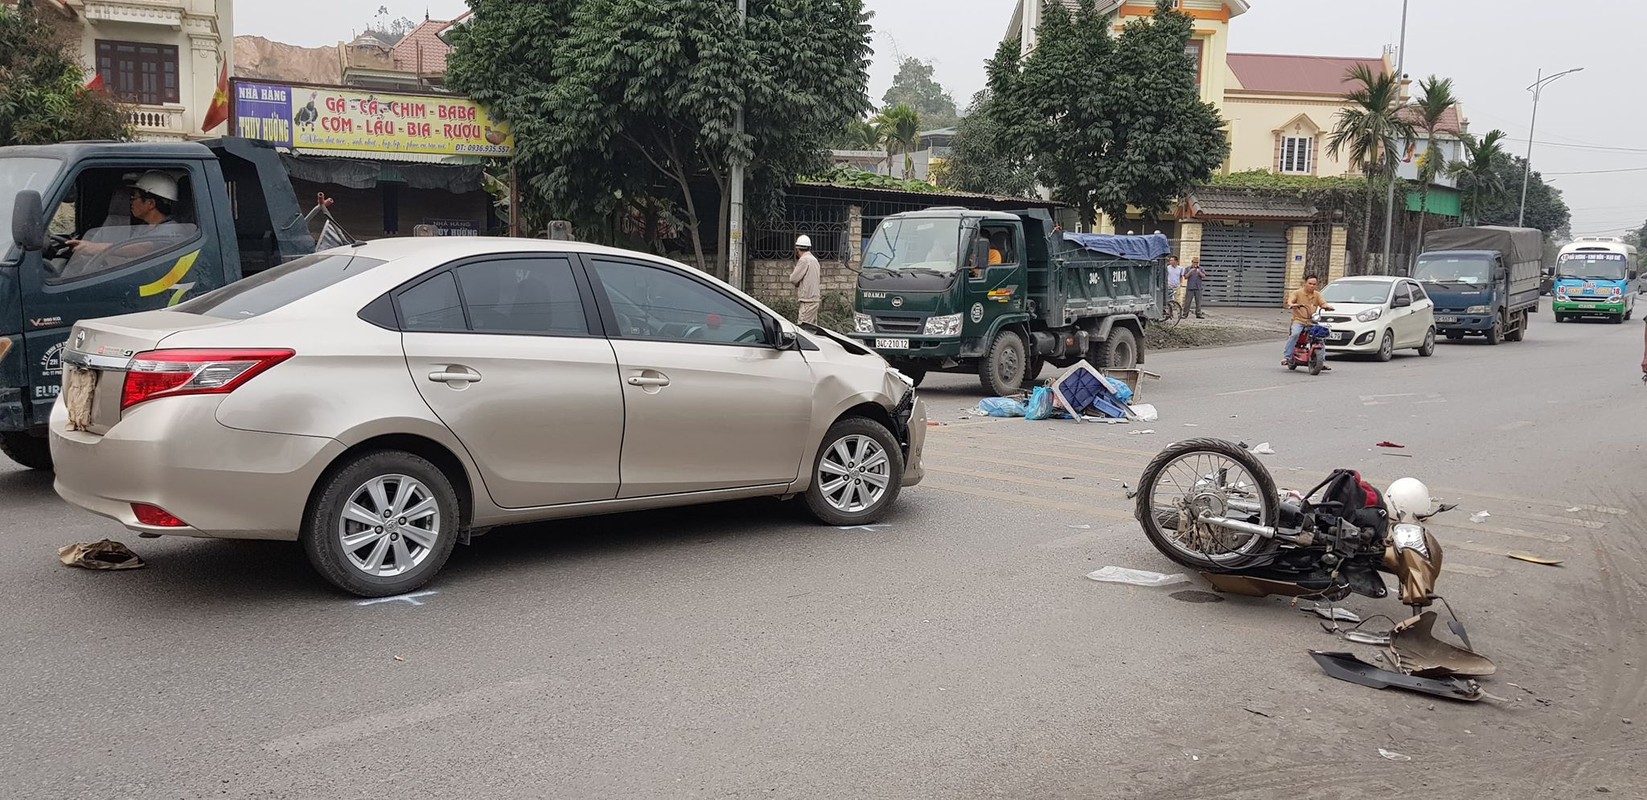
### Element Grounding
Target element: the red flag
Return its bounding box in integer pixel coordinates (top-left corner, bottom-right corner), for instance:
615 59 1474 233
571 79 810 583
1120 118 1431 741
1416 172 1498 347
201 58 229 132
84 73 105 92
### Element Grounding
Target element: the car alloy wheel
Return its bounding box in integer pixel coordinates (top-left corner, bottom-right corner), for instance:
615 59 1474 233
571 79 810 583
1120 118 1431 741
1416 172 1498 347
337 474 442 577
817 434 892 514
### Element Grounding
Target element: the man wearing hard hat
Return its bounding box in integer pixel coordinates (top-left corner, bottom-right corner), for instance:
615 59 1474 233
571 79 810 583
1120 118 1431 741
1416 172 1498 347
791 234 822 326
67 171 185 259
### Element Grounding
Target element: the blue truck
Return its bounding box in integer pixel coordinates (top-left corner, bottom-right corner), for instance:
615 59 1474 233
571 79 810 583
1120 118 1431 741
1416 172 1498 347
1414 226 1544 345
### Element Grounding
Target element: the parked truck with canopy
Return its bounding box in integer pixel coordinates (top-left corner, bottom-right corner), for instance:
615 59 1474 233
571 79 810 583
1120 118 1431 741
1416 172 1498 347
849 208 1166 395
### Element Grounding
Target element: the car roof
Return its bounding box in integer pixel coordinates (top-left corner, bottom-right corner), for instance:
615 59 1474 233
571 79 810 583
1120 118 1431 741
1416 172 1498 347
332 237 687 264
1330 276 1404 283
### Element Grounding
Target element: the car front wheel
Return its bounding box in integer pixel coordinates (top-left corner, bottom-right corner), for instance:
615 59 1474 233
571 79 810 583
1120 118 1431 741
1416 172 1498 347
804 417 905 526
303 450 461 597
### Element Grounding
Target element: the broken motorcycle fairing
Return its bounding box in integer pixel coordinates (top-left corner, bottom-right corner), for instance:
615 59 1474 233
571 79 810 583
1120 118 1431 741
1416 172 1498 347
1132 439 1452 607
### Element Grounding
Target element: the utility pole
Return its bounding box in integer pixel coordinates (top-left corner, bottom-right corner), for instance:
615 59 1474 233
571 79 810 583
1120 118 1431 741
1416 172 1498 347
1519 66 1583 227
1378 0 1408 275
727 0 748 288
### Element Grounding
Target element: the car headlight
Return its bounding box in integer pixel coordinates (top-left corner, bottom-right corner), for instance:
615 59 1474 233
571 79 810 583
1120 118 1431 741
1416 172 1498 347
1465 305 1492 314
923 313 963 336
853 312 873 334
1356 308 1382 323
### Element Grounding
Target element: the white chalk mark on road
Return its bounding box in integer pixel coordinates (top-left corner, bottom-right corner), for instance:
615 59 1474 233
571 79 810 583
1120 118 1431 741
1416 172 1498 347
355 590 437 607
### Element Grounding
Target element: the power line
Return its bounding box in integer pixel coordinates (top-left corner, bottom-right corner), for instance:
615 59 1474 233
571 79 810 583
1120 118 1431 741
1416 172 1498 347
1544 166 1647 176
1501 137 1647 155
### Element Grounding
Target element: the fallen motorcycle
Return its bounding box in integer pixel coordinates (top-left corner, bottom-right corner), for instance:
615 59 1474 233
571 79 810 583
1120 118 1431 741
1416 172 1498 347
1131 438 1496 701
1131 438 1452 609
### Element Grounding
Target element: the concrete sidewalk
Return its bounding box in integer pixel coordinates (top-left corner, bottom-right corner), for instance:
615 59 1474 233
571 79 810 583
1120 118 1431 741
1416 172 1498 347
1167 304 1290 330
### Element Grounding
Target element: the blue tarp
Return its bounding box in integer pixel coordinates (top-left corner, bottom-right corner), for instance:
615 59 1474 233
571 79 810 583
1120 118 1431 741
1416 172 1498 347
1061 232 1172 261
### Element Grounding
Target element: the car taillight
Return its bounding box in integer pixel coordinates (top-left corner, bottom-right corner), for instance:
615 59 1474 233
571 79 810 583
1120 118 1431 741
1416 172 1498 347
120 349 295 411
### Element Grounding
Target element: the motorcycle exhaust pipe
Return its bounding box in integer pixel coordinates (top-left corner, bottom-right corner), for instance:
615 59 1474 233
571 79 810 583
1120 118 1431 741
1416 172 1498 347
1199 514 1310 545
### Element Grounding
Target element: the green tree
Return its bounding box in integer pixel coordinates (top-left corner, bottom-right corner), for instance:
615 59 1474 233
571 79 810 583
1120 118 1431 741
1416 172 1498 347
447 0 873 280
1326 63 1415 269
1408 75 1457 236
830 118 882 151
872 104 921 178
1446 129 1509 225
0 1 128 146
1623 220 1647 249
1477 154 1571 235
881 57 958 129
938 89 1036 196
1013 0 1118 226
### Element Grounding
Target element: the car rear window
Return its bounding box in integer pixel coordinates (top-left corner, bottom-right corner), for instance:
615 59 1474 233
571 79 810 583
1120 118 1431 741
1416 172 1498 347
175 252 387 319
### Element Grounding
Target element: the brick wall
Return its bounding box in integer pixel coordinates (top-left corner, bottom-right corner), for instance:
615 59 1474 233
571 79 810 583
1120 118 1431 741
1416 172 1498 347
749 258 856 305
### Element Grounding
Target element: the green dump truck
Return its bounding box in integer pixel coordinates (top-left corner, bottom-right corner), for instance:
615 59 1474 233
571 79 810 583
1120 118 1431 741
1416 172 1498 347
849 208 1166 395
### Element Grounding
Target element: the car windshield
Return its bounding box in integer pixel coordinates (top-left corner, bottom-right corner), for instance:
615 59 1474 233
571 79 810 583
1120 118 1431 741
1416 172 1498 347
0 157 63 261
862 217 963 273
1557 253 1628 280
1415 255 1492 286
1320 281 1392 305
174 252 387 319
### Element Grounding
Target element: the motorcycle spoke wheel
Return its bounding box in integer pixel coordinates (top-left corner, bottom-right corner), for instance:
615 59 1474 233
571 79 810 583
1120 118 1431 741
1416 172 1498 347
1142 450 1272 567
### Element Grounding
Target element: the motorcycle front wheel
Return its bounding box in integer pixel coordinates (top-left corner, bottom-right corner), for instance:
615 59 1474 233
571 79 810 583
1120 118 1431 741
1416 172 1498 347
1133 438 1281 571
1308 348 1325 375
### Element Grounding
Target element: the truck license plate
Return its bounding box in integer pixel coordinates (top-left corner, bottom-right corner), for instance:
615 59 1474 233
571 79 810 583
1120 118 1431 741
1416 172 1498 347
876 338 910 350
1436 315 1458 323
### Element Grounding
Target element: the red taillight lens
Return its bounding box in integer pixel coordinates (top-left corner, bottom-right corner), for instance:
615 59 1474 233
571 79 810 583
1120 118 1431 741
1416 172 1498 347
132 503 187 528
119 349 295 411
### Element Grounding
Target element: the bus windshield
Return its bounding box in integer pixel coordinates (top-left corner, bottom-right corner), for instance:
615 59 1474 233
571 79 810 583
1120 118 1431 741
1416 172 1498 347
1557 253 1628 281
1415 255 1493 286
862 218 964 274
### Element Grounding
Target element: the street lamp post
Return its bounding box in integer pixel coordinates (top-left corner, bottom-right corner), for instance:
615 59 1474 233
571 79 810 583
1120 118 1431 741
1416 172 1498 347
1519 66 1583 227
1378 0 1408 275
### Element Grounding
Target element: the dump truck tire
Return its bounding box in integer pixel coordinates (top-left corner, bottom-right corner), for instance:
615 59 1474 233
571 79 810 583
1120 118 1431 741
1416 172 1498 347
979 330 1029 396
0 431 52 471
1089 327 1139 370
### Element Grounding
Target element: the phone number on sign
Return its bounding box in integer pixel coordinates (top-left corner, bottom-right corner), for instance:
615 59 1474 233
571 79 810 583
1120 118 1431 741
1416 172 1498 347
454 144 512 155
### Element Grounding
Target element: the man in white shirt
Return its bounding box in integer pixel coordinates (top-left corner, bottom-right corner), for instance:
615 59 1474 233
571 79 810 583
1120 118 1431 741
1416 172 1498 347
791 235 822 326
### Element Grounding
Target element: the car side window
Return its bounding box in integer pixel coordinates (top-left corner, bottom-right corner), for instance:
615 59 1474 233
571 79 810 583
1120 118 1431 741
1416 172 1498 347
589 259 768 346
455 257 589 336
1408 282 1429 303
398 271 467 332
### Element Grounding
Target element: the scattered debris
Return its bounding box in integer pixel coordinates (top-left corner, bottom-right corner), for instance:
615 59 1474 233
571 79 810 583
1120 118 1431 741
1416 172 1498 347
1129 429 1157 435
57 540 145 571
1130 403 1159 422
1389 612 1497 678
1310 650 1483 702
1244 707 1273 719
393 656 405 662
1251 442 1276 455
1343 630 1393 646
1378 748 1412 762
1086 566 1190 587
1470 511 1491 523
1067 524 1092 530
1567 507 1583 513
1383 452 1415 458
1303 603 1362 623
979 397 1028 418
1184 423 1199 427
1376 441 1406 449
1507 552 1564 566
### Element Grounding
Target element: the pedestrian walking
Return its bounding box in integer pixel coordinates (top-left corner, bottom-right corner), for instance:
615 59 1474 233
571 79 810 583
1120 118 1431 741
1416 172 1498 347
792 235 822 326
1183 257 1206 319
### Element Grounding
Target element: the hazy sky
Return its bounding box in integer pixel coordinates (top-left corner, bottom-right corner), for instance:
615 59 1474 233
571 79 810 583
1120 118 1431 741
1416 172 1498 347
238 1 1644 238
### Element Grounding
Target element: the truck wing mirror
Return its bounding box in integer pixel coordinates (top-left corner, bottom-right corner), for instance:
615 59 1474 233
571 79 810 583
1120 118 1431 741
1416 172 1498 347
11 190 45 253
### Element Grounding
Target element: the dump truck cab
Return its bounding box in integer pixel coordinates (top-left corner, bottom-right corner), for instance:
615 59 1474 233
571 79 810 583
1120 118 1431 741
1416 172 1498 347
1 138 314 469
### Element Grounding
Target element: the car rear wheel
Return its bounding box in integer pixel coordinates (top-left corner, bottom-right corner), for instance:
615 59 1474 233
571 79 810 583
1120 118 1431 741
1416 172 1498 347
303 450 460 597
804 417 904 527
0 431 52 471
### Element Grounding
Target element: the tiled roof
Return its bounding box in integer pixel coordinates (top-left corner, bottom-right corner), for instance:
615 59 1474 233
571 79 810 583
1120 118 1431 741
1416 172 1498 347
392 19 456 75
1397 104 1466 135
1186 189 1316 221
1227 53 1387 95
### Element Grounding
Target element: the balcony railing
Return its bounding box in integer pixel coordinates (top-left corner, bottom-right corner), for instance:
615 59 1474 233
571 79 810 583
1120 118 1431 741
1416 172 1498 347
126 104 188 139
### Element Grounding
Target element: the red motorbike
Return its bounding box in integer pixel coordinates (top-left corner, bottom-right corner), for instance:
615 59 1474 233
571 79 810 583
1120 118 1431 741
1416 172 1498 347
1287 315 1332 376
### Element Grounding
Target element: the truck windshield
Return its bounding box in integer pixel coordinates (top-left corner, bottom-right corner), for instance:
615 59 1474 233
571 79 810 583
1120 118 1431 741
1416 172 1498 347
862 218 963 274
1557 254 1627 280
1415 255 1493 286
0 157 63 260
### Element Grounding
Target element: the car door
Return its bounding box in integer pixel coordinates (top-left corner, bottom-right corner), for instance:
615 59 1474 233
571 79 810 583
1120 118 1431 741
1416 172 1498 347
583 256 816 499
397 254 624 509
1405 281 1435 344
1388 282 1418 346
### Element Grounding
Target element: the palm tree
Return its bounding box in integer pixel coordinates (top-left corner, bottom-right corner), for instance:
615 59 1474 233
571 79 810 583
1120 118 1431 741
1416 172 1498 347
1409 75 1457 239
1326 64 1416 272
1447 129 1510 225
873 104 922 179
832 118 883 152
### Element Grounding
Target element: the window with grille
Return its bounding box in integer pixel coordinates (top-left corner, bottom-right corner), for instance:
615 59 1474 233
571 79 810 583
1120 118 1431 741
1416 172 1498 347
1280 136 1314 175
96 40 180 106
1184 39 1204 93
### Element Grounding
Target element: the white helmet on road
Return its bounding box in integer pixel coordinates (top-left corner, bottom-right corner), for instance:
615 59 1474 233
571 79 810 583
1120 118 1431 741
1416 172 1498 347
1385 477 1436 521
795 235 812 250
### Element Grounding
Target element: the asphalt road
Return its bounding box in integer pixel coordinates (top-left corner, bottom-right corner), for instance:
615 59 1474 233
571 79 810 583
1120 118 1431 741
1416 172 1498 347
3 302 1644 799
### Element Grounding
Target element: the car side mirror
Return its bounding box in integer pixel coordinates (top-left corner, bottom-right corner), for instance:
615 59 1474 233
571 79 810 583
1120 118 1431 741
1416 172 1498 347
776 329 800 351
11 190 45 253
1392 296 1412 308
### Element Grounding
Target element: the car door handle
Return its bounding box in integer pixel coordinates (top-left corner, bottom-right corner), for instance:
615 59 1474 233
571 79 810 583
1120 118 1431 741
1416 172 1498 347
429 369 482 384
627 375 671 387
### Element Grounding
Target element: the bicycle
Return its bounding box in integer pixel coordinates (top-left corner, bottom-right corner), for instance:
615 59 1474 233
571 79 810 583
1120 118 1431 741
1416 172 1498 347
1161 298 1183 328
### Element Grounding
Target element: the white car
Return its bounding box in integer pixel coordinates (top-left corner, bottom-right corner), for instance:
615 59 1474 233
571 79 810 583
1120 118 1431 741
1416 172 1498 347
1318 276 1437 361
